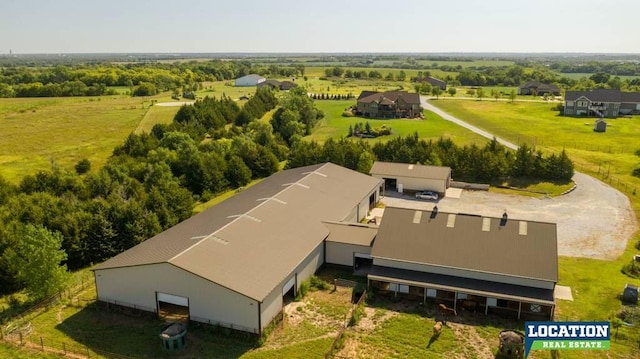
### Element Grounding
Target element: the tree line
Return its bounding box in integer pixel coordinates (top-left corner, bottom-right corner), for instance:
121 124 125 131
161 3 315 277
0 88 573 299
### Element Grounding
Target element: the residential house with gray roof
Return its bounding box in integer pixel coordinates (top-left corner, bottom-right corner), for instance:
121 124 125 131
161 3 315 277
564 89 640 118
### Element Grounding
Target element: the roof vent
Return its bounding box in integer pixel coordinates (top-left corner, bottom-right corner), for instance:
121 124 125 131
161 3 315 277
482 217 491 232
519 221 528 235
408 164 414 170
446 214 456 228
412 210 422 224
430 206 438 219
500 212 508 226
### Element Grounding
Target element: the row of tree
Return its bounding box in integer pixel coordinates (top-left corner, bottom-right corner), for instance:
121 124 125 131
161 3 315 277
287 135 574 183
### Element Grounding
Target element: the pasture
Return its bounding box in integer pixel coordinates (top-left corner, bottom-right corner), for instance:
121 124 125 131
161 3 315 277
0 96 153 183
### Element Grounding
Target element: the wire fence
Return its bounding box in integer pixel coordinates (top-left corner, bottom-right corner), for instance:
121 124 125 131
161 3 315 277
325 286 367 359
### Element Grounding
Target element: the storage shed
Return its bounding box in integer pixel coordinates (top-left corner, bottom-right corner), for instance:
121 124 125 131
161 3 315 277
235 74 266 87
369 161 451 194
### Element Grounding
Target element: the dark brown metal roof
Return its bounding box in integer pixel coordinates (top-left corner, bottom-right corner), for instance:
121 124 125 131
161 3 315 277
357 91 420 105
95 163 383 301
518 81 559 92
369 265 555 305
369 161 451 181
323 221 378 246
371 207 558 282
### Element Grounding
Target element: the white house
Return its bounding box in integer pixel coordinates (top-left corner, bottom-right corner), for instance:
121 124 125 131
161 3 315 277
93 163 382 335
235 74 266 87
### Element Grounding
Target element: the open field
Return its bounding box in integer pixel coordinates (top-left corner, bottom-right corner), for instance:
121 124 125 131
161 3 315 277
558 73 640 81
308 100 490 145
0 96 155 182
134 104 181 134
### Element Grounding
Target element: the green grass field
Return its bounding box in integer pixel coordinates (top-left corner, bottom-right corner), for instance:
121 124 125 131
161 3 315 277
558 73 640 81
0 96 155 182
134 105 182 134
308 100 490 146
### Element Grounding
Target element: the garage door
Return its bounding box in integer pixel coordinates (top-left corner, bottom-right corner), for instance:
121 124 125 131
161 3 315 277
282 276 296 296
157 292 189 307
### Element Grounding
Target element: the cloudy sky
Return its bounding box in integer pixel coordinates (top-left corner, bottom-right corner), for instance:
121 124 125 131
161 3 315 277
1 0 638 54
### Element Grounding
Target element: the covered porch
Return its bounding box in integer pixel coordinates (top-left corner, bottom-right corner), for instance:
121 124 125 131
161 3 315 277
367 265 555 321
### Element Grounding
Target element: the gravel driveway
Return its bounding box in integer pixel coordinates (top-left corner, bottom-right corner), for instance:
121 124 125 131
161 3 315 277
381 172 637 260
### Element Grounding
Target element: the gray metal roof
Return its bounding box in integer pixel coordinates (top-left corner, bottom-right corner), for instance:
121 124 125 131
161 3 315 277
236 74 265 81
621 92 640 103
371 207 558 283
323 221 378 246
369 161 451 181
356 91 421 105
565 89 621 102
95 163 383 302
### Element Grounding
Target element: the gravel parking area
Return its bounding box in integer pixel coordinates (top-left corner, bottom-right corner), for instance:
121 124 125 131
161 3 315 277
381 172 637 260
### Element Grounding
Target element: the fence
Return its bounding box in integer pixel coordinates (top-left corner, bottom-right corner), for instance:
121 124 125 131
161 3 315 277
4 333 134 359
325 286 367 359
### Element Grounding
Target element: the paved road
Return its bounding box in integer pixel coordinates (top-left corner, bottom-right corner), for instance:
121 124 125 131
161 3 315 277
421 97 518 150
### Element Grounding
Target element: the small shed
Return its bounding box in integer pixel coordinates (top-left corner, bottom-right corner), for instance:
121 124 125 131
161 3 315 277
622 284 638 304
594 119 607 132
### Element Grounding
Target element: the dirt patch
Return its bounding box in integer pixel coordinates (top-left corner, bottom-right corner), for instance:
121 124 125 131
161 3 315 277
356 307 397 332
447 322 495 359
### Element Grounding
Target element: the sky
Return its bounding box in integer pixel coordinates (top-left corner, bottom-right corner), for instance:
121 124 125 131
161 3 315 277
1 0 639 54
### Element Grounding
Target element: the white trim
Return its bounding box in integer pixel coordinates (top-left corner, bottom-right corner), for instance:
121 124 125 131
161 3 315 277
157 292 189 307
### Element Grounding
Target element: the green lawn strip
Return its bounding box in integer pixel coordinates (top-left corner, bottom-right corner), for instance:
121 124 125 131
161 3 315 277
134 105 181 134
241 337 332 359
489 178 575 198
0 343 61 358
192 179 263 214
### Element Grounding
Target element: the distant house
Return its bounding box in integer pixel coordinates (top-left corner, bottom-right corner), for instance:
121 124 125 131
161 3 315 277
417 76 447 90
564 89 640 118
369 207 558 320
517 81 560 96
355 91 421 118
235 74 266 87
257 79 298 91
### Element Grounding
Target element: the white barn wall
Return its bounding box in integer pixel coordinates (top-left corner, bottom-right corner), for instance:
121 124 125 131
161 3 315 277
326 242 371 266
373 258 554 290
260 285 283 333
95 263 259 332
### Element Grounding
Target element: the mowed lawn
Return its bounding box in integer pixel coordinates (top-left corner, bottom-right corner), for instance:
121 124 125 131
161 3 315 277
0 96 153 182
134 105 181 134
309 100 489 146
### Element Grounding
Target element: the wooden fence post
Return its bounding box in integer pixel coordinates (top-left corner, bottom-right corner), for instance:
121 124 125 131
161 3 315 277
86 345 90 358
19 332 22 345
63 342 66 354
40 336 44 351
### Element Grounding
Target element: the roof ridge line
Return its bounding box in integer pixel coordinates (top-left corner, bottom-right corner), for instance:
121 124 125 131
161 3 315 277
168 164 325 263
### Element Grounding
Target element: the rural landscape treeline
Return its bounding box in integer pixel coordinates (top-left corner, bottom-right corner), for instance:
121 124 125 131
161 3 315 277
0 69 574 299
2 56 640 98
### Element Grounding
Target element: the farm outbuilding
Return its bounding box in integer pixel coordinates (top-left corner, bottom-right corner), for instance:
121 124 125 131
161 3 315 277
368 207 558 321
369 161 451 195
94 163 383 335
234 74 266 87
323 222 377 270
594 119 607 132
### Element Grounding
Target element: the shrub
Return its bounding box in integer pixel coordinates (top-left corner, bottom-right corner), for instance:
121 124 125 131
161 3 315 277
632 167 640 178
74 158 91 174
621 259 640 278
348 303 366 327
295 281 310 301
309 275 330 291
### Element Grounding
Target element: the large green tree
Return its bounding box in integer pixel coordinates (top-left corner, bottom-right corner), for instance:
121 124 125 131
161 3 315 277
2 224 70 299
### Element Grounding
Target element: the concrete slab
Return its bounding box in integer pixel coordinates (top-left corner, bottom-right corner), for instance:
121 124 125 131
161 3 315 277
446 187 463 199
554 285 573 301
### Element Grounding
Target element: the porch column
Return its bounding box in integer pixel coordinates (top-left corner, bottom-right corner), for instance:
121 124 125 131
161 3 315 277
485 301 489 315
550 305 555 321
423 287 427 304
517 302 522 320
453 292 458 313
